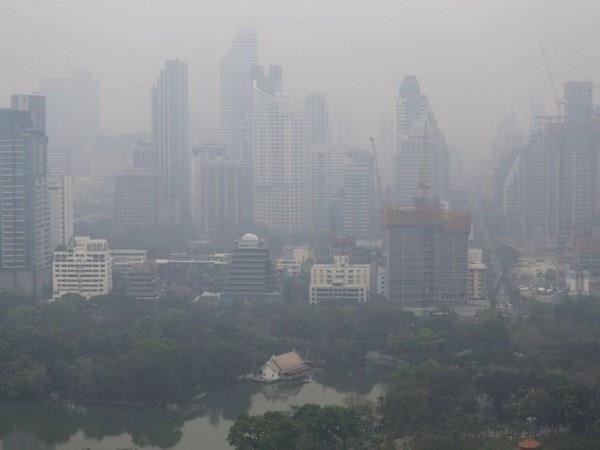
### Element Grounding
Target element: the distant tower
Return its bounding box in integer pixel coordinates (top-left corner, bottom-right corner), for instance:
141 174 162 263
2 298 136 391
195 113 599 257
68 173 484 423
39 72 100 176
0 95 52 297
152 60 189 225
395 76 448 205
252 66 309 234
220 27 257 224
305 92 329 146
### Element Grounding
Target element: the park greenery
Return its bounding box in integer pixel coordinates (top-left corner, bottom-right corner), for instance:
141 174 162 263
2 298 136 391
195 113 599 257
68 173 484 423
2 290 600 448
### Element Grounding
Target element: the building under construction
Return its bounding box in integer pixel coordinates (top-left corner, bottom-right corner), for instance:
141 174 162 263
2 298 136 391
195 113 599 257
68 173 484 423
384 198 470 305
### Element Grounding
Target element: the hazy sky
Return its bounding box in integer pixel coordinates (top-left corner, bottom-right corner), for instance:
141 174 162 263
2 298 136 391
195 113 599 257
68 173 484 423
3 0 600 166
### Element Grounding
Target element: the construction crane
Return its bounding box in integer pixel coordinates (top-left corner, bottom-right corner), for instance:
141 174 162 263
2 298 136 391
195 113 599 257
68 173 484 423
540 43 563 117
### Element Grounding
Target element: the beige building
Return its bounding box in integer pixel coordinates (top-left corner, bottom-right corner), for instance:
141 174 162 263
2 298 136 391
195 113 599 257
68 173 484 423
468 248 487 303
309 255 370 304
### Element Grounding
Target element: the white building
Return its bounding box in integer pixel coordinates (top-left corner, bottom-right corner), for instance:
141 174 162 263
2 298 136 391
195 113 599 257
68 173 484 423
309 255 371 304
468 248 487 303
252 67 309 234
275 259 302 276
567 270 590 296
48 176 74 251
53 237 112 300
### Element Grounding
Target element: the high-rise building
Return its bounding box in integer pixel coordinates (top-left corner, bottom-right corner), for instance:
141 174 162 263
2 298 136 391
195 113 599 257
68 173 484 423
191 145 241 236
309 147 351 234
48 176 74 251
502 81 600 247
53 237 112 300
468 248 487 303
252 66 309 234
152 60 189 225
341 150 379 239
305 92 329 146
223 233 275 300
0 96 51 297
39 72 100 176
91 133 149 177
220 27 257 224
395 76 449 205
385 199 470 305
115 171 158 230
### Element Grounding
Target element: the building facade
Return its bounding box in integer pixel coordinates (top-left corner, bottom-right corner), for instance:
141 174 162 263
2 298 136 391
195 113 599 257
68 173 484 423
0 96 51 297
48 176 74 251
152 60 189 225
385 200 470 305
468 248 487 303
395 76 448 205
305 92 329 146
309 255 371 304
252 67 309 234
191 145 241 235
223 233 274 300
115 172 158 229
53 237 112 299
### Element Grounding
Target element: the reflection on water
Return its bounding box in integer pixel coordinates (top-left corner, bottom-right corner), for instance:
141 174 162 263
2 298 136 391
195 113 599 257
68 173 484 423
0 367 388 450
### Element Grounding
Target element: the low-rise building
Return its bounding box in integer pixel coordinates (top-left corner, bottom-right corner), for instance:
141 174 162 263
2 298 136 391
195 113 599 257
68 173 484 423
111 249 148 273
275 258 302 276
260 350 309 382
53 237 112 300
122 261 160 300
309 255 371 304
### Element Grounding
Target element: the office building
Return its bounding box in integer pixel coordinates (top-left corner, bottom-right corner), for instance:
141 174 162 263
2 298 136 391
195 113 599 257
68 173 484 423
191 145 241 235
122 261 160 301
39 72 100 176
385 199 470 305
305 92 329 146
309 255 371 304
91 133 149 177
152 60 189 225
48 176 74 251
252 66 309 234
110 249 148 272
395 76 449 205
0 96 51 297
115 171 158 229
52 237 112 299
223 233 274 300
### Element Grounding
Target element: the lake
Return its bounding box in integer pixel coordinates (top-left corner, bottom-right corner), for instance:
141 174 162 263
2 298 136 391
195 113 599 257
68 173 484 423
0 367 389 450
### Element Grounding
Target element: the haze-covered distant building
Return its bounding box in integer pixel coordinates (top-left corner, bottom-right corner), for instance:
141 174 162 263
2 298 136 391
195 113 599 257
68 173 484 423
152 60 189 225
385 199 470 305
0 95 51 297
53 237 112 300
395 76 448 205
468 248 487 303
115 171 158 229
305 92 329 146
39 72 100 176
501 81 600 247
252 66 309 234
48 176 74 251
220 26 257 224
191 145 241 236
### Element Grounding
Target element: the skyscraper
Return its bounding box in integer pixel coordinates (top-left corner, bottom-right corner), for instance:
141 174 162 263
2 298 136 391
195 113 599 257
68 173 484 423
152 60 189 225
252 66 309 234
0 95 51 297
220 27 257 224
305 92 329 146
39 72 100 176
395 76 448 205
115 171 158 230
